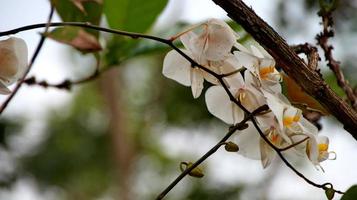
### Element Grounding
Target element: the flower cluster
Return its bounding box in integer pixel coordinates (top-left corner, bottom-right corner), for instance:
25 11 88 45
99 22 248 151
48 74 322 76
162 18 335 170
0 37 28 94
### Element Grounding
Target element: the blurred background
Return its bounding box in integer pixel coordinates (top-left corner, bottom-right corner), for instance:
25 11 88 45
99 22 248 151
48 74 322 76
0 0 356 199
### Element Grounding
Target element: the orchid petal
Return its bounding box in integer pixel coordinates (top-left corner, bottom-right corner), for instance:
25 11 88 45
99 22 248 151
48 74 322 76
234 51 258 73
306 136 319 165
191 68 204 98
163 50 192 87
12 37 28 80
234 42 250 54
235 122 261 160
250 45 264 58
205 86 243 124
260 138 275 168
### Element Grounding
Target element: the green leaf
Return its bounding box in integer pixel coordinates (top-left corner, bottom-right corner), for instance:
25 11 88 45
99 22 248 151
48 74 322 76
51 0 103 37
104 0 168 32
47 27 102 53
341 185 357 200
51 0 102 24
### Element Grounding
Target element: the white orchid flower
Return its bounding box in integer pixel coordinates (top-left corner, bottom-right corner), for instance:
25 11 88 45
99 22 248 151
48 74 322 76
263 90 318 137
163 19 240 98
234 44 281 93
306 135 336 171
205 71 266 124
0 37 28 94
180 18 238 62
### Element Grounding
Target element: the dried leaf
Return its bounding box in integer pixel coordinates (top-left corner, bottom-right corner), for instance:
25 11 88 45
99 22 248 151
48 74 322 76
47 27 102 53
283 73 329 115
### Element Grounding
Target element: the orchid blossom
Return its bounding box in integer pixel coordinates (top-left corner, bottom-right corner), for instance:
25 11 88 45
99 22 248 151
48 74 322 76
163 19 239 98
306 135 336 171
234 44 282 93
162 17 335 172
205 71 266 124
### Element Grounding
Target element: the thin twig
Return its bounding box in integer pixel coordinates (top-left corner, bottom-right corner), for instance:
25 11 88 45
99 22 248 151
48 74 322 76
24 58 101 90
291 43 320 72
0 5 55 114
316 9 357 109
155 105 269 200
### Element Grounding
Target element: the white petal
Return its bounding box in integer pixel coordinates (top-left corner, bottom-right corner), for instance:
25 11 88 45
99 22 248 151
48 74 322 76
300 117 318 136
318 136 329 145
202 19 236 61
233 51 259 73
180 31 198 56
225 70 245 89
306 136 319 165
244 70 260 88
163 50 192 86
12 37 28 79
235 122 261 160
250 45 265 58
262 81 282 94
260 138 276 168
259 58 275 68
234 42 250 53
254 44 273 59
205 86 242 124
263 90 285 130
191 68 204 98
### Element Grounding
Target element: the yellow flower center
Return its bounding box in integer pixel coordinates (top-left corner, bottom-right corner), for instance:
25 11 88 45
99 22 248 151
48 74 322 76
283 114 301 127
259 66 275 80
318 143 328 152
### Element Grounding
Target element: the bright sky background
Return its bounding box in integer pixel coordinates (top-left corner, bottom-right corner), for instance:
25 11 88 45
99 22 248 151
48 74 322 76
0 0 356 200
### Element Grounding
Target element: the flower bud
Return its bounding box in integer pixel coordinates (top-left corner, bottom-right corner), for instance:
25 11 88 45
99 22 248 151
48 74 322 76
180 162 204 178
325 187 335 200
224 141 239 152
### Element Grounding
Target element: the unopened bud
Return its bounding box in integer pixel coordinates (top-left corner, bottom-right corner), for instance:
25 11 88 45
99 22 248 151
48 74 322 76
325 187 335 200
180 162 204 178
224 141 239 152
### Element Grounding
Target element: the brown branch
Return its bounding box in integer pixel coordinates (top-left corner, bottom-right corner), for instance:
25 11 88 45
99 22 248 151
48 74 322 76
212 0 357 139
316 11 357 110
291 43 320 72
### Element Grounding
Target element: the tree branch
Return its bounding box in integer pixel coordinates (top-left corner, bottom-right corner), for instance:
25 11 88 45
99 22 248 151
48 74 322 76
316 10 357 110
212 0 357 139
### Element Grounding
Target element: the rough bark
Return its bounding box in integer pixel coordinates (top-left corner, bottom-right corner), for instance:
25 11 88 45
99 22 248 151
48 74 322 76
212 0 357 140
